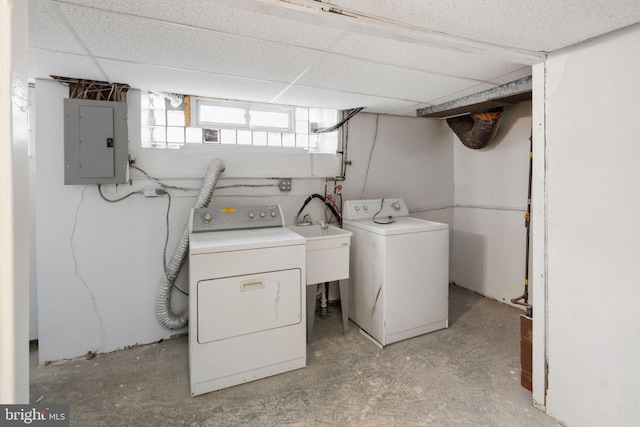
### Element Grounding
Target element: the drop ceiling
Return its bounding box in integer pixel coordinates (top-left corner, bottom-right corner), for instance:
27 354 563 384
28 0 640 116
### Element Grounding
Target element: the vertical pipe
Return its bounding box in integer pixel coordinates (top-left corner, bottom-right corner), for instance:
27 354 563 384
524 133 533 304
320 283 328 317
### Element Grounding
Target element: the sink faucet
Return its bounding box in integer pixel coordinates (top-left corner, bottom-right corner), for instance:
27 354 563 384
297 213 312 225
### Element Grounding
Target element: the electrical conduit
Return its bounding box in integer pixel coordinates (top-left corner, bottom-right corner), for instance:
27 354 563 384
155 159 225 329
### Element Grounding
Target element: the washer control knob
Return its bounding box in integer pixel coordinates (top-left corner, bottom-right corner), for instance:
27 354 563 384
354 206 360 211
202 213 214 224
260 211 266 218
391 202 401 211
248 211 255 219
363 205 368 211
271 211 277 217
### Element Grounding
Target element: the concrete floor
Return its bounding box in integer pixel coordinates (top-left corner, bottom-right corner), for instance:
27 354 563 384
30 285 560 426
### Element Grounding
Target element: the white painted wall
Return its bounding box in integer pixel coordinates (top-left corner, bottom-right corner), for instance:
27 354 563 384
0 0 30 404
341 113 454 226
34 81 340 362
33 83 527 363
452 102 532 305
543 25 640 426
34 94 455 361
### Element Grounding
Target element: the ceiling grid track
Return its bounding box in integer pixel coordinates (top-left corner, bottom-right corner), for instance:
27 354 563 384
30 0 639 115
270 31 349 104
51 2 111 83
214 0 545 65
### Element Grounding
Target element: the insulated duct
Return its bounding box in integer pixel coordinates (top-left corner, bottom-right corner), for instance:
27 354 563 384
155 159 225 329
446 107 504 150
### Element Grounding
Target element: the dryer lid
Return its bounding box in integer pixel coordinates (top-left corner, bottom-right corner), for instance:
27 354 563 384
343 217 448 236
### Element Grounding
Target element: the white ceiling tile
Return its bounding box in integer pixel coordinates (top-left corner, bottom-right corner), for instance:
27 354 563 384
487 67 532 85
276 85 414 114
332 33 524 81
28 1 86 54
324 0 640 51
98 59 288 103
57 4 323 83
425 82 498 106
298 55 479 103
27 1 639 117
28 49 106 81
364 100 425 115
387 104 433 117
55 0 344 50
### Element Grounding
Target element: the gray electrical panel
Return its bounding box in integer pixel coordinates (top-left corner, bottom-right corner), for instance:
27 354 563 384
64 98 129 185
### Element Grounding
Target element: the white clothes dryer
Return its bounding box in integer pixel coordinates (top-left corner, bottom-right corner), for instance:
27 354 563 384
342 198 449 347
188 205 306 396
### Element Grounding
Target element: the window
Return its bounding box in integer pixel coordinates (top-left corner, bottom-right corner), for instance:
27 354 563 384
140 91 340 152
195 99 293 132
140 92 200 149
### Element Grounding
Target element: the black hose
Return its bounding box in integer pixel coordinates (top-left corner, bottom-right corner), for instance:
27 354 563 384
312 107 364 134
295 193 342 225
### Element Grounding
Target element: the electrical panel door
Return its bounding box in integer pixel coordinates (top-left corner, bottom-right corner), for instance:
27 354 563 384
64 98 128 185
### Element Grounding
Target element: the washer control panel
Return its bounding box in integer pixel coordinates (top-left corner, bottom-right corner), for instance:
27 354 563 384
190 205 284 233
342 198 409 221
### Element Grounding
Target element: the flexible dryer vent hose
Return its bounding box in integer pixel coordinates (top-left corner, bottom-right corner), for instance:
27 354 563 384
155 159 225 329
446 107 504 149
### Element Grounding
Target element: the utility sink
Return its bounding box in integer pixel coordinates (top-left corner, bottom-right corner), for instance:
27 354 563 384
289 224 352 342
289 225 352 284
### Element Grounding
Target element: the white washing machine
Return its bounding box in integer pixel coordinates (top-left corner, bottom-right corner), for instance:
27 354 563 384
188 205 306 396
342 198 449 347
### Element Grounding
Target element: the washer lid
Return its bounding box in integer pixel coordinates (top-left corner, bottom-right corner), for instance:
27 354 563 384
343 217 448 236
190 227 305 254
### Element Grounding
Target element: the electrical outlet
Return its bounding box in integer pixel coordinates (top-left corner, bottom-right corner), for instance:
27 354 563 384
278 178 292 192
143 186 165 197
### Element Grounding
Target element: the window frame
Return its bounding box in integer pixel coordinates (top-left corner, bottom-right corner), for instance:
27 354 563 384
139 90 341 153
193 98 295 133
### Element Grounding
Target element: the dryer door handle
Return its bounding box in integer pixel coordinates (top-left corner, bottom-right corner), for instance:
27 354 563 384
241 280 265 292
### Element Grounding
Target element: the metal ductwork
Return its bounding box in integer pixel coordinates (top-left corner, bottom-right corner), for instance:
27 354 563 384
446 108 504 150
416 76 531 150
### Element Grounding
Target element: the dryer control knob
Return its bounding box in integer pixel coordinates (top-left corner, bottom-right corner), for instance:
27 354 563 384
391 202 401 211
260 211 266 218
354 206 360 211
271 211 277 217
248 211 255 219
202 213 214 224
363 205 368 211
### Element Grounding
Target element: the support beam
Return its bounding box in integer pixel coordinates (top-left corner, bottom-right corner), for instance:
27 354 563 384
417 76 532 119
1 0 30 404
531 62 548 410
